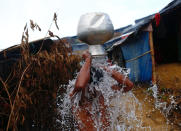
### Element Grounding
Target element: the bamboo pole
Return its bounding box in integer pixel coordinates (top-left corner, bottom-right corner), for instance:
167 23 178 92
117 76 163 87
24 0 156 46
149 31 156 84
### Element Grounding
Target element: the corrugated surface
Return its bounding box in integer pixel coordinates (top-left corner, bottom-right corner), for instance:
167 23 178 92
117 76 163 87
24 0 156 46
121 32 152 82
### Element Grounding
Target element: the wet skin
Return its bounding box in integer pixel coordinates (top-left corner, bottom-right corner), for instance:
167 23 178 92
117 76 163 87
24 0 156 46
70 51 134 130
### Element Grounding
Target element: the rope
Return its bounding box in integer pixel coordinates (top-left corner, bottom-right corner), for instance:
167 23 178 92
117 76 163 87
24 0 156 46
126 50 151 63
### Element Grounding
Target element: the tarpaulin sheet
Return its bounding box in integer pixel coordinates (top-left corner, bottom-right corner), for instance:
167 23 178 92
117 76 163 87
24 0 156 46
121 32 152 82
0 39 54 81
159 0 181 14
71 43 88 52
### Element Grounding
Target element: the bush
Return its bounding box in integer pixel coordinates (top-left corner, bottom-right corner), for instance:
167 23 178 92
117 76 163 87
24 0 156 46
0 39 80 130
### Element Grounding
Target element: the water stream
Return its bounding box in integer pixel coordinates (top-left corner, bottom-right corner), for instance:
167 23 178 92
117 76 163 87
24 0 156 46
57 57 176 131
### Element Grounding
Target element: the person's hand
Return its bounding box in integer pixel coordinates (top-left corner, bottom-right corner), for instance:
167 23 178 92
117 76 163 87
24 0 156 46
70 51 91 98
82 51 91 60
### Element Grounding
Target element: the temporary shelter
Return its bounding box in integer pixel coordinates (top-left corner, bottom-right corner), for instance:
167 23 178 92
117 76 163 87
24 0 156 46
67 0 181 83
64 0 181 84
2 1 181 130
1 0 181 84
0 38 54 81
103 0 181 83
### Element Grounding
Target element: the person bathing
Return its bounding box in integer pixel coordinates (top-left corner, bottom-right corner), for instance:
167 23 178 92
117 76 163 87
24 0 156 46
70 51 134 130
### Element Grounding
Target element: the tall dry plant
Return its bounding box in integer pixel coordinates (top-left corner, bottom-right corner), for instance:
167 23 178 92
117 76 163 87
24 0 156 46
0 13 81 130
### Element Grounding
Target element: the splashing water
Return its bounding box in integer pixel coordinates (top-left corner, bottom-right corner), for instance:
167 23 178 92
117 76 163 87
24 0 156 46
57 57 151 131
148 85 167 111
148 84 178 124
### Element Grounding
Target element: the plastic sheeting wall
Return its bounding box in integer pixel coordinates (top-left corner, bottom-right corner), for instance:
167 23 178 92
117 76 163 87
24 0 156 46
121 32 152 82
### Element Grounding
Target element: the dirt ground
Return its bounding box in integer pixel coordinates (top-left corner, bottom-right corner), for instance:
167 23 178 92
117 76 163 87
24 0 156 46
109 86 180 130
156 63 181 90
129 62 181 130
155 63 181 129
133 87 180 131
109 63 181 130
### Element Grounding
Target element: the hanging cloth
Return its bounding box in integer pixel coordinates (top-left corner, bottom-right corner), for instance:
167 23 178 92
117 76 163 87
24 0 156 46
155 13 161 27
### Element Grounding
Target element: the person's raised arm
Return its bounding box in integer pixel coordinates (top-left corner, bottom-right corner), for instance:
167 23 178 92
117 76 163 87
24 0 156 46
70 51 91 97
103 67 134 92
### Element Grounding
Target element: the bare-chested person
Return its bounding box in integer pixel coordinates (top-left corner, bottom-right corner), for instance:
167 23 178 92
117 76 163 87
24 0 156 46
70 51 134 131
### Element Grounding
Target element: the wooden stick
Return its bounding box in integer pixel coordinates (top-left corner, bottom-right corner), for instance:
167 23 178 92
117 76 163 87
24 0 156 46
149 31 156 84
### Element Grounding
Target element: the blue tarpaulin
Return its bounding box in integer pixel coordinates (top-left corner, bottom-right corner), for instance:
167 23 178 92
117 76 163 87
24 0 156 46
71 43 88 52
121 32 152 82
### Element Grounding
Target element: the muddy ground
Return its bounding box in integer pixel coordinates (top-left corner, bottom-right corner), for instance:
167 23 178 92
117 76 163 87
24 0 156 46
129 63 181 130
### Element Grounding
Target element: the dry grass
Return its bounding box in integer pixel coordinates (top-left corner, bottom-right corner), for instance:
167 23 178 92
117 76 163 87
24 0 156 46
0 15 81 130
0 40 80 130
